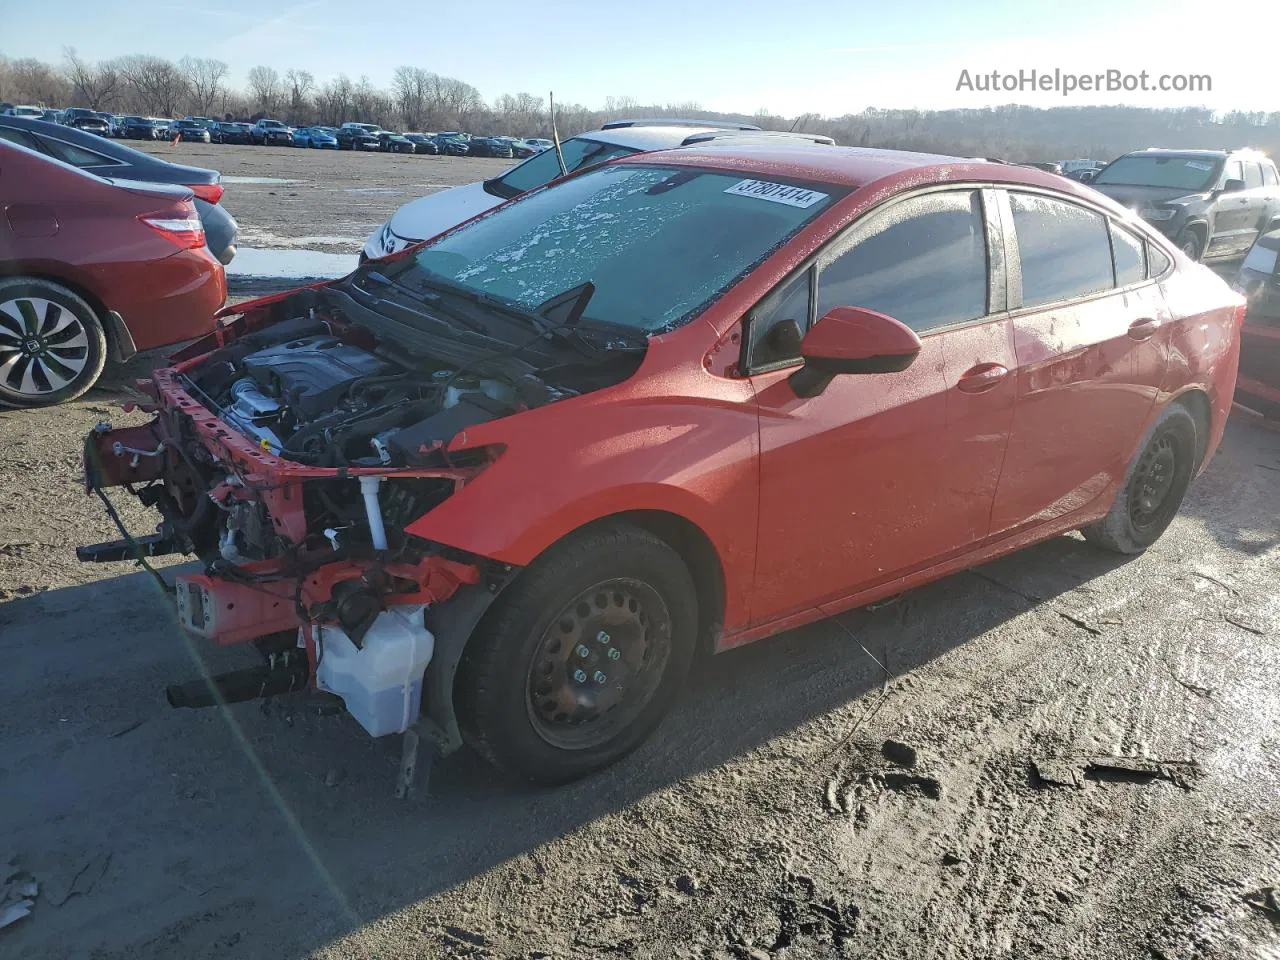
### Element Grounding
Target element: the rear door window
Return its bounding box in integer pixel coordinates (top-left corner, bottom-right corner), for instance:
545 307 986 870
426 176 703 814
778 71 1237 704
0 127 41 151
1009 193 1114 307
814 189 989 334
1263 163 1279 187
1244 162 1264 190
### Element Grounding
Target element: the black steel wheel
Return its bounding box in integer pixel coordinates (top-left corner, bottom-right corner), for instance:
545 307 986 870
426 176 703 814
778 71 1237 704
0 278 107 408
1082 403 1197 554
457 522 698 784
525 578 673 751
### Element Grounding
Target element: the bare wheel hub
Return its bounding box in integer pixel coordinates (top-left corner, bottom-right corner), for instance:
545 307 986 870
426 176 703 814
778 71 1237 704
526 578 671 750
1129 434 1178 528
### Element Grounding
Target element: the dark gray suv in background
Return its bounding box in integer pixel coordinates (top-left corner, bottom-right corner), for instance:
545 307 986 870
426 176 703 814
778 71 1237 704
1091 148 1280 262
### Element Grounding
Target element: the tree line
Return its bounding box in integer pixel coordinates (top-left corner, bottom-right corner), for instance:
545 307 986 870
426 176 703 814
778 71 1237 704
2 48 1278 160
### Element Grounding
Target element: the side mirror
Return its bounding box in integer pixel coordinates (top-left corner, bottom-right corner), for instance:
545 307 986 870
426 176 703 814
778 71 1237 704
1221 178 1246 194
790 307 923 398
1079 170 1096 183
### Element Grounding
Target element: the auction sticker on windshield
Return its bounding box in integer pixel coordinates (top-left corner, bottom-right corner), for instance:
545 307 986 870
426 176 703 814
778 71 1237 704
724 179 829 208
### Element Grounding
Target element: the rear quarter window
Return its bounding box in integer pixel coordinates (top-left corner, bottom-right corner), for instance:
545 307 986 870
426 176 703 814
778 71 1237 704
1110 222 1147 287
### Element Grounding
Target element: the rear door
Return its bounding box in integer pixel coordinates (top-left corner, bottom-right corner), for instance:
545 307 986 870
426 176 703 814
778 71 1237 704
748 187 1016 624
1235 160 1272 254
988 191 1170 538
1208 159 1254 258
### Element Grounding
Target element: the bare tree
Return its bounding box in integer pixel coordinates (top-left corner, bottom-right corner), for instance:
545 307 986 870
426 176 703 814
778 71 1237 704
118 54 188 116
246 65 282 116
179 57 228 116
63 48 120 109
284 69 315 124
6 57 72 107
316 74 354 126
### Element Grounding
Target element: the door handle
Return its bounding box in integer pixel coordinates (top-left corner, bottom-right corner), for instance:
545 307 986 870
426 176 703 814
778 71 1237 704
956 362 1010 394
1127 317 1161 341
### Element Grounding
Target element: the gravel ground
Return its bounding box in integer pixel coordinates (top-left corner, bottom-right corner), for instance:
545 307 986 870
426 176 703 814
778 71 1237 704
2 145 1280 960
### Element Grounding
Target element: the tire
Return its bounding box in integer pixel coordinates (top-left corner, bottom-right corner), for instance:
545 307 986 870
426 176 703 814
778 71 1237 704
1176 229 1204 261
1081 404 1198 555
0 278 107 408
456 522 699 785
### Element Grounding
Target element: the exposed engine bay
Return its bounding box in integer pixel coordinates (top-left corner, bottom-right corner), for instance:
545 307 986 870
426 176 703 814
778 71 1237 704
131 278 646 567
189 323 544 469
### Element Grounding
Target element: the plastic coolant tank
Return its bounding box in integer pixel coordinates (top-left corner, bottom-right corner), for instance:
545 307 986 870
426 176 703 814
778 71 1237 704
315 604 433 737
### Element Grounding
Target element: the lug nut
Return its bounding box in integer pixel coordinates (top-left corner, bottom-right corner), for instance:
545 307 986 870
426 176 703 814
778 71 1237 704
575 644 590 658
608 648 621 661
593 671 607 683
596 631 610 644
573 669 587 683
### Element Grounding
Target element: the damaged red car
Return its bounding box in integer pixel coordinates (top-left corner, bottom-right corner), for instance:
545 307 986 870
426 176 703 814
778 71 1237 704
83 143 1243 785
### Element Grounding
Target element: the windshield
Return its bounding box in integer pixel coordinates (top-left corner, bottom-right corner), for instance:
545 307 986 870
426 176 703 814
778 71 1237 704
411 164 838 332
1094 155 1222 191
261 120 284 128
495 137 640 196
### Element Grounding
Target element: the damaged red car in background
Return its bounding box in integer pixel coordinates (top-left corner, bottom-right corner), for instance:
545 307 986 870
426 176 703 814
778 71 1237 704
82 143 1243 786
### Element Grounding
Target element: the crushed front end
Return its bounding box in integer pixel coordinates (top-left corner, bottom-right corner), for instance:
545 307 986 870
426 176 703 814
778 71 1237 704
78 279 587 756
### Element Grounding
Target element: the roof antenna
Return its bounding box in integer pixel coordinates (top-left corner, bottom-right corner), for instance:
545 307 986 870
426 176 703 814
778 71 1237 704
549 91 568 178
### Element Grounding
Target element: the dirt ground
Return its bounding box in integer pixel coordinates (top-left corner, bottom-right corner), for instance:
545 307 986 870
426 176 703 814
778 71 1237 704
2 145 1280 960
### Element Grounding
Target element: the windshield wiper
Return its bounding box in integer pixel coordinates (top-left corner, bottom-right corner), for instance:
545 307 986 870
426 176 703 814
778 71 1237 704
361 270 491 335
412 268 556 334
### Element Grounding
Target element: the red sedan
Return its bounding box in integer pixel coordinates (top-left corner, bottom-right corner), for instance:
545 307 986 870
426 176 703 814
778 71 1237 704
0 141 225 407
85 143 1242 785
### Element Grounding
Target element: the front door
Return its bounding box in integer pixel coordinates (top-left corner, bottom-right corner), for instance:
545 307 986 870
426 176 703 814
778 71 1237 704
747 188 1016 625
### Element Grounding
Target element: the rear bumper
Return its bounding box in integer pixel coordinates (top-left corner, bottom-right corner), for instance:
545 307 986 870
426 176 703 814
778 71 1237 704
103 249 226 352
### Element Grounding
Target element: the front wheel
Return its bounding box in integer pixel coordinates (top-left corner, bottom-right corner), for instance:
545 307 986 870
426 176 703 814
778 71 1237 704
1176 229 1204 261
1082 404 1198 554
0 277 107 408
456 523 698 784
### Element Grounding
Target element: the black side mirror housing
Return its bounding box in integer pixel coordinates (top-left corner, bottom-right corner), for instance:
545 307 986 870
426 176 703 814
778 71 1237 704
1221 178 1247 194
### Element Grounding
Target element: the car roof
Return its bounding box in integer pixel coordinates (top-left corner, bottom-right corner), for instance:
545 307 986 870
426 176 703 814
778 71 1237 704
0 116 219 182
581 125 830 152
613 141 1108 197
1122 148 1228 159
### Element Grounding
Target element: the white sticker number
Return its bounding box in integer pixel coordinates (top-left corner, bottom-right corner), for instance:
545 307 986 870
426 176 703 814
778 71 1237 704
724 179 829 208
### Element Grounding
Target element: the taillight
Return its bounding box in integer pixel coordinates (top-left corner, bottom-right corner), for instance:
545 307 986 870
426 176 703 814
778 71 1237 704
139 211 206 250
189 182 224 204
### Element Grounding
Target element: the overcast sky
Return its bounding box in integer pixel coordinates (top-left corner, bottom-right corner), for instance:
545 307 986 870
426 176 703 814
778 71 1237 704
6 0 1277 114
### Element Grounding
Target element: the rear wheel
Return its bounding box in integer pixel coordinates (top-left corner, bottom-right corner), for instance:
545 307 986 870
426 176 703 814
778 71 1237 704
1082 404 1197 554
0 278 107 408
456 523 698 784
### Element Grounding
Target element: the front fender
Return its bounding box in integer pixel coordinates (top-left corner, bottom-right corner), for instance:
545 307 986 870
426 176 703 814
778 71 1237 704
405 387 761 630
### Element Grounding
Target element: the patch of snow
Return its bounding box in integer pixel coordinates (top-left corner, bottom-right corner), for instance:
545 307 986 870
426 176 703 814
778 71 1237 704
222 176 303 185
